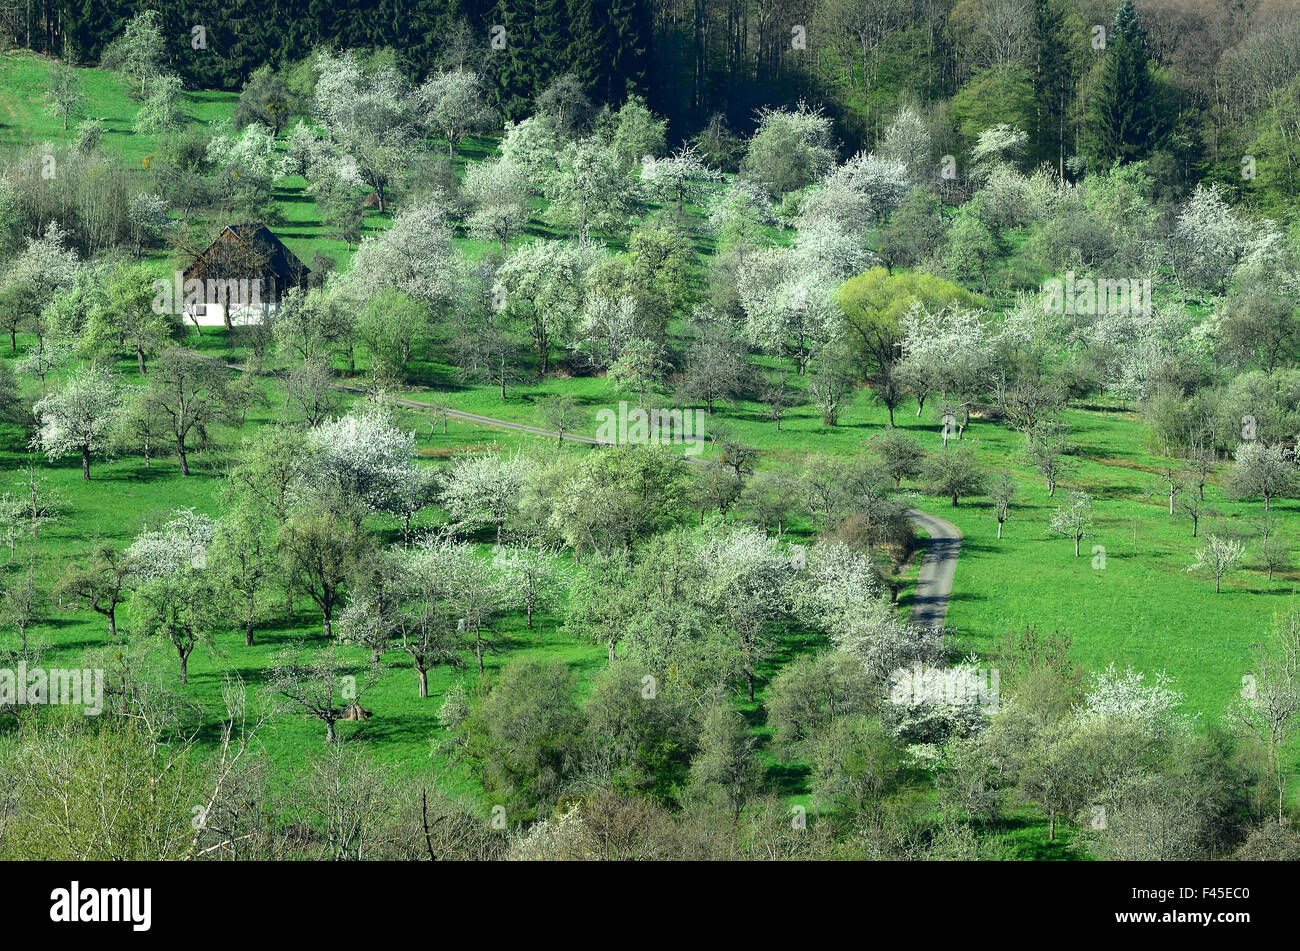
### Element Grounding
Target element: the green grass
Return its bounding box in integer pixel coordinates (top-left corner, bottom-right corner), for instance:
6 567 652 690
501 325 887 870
362 351 1300 814
3 49 1295 840
0 333 609 806
389 355 1300 740
0 50 504 274
1 51 234 164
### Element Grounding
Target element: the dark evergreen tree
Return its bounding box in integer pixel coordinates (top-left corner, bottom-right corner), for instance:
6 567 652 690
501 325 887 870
1031 0 1072 179
492 0 567 120
66 0 128 63
1083 0 1159 168
569 0 650 105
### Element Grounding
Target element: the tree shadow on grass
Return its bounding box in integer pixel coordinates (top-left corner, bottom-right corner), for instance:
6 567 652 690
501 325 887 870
764 760 811 797
279 221 325 235
1073 401 1135 415
401 367 476 391
104 464 179 484
27 616 84 632
1229 582 1300 597
994 815 1082 860
343 710 441 748
33 635 117 654
1086 482 1148 501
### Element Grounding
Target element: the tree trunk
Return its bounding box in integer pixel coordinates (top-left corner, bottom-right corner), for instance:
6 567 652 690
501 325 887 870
325 719 337 743
178 650 189 685
1074 536 1080 557
418 667 429 698
245 623 255 647
81 447 90 480
997 521 1003 539
136 347 146 375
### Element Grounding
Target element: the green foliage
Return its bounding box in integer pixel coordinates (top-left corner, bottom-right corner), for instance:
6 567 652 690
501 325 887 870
1083 0 1161 168
837 267 975 424
1241 77 1300 218
582 661 698 803
0 716 200 860
459 660 582 818
809 715 905 817
3 16 1300 860
688 703 761 816
951 63 1035 157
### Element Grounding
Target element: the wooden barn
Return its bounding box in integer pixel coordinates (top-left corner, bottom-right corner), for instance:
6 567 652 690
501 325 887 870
181 223 309 328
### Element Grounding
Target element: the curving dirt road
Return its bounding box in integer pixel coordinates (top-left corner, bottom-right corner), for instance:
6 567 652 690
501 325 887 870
903 508 963 630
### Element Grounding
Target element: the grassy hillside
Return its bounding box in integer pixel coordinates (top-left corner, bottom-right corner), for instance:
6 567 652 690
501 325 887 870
1 50 1296 854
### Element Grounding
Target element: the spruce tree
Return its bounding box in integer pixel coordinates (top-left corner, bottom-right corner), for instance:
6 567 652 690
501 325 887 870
567 0 649 105
1084 0 1159 168
602 0 651 104
531 0 567 78
492 0 566 120
67 0 125 62
1032 0 1072 179
490 0 535 120
567 0 606 100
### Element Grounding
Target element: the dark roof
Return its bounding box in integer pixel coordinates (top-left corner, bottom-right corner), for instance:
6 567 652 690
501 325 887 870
184 223 310 280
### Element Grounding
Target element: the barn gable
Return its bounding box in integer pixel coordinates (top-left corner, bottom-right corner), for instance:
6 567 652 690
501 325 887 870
181 224 310 326
183 223 309 297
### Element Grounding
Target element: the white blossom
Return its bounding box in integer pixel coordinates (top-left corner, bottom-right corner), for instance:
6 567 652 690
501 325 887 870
306 407 419 515
127 508 218 581
1080 663 1188 735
